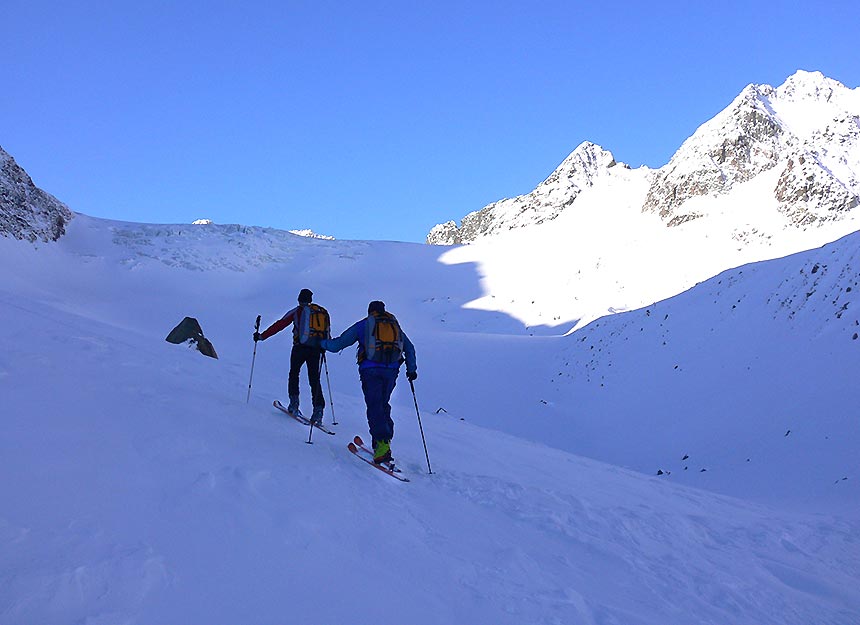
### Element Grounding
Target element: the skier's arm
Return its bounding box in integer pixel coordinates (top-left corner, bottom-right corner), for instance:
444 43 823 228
259 307 297 340
321 320 362 353
401 330 417 375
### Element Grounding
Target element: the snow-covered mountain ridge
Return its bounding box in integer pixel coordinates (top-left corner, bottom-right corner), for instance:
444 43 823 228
646 70 860 227
106 220 350 272
437 159 860 333
428 141 630 243
429 70 860 244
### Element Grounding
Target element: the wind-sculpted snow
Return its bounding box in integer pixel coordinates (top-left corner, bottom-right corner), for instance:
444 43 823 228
108 220 358 272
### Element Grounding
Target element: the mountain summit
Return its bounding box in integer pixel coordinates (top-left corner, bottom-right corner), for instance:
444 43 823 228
427 141 629 245
428 70 860 244
428 142 625 245
645 70 860 226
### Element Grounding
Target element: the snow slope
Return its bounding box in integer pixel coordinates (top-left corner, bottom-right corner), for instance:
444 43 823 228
438 160 860 333
1 215 859 624
438 231 860 512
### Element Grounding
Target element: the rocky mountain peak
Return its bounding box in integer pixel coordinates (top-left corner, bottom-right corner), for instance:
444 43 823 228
427 71 860 244
544 141 618 189
643 70 860 227
427 141 622 244
640 82 784 225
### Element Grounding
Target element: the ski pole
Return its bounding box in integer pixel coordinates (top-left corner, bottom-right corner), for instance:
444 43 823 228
409 379 433 474
307 348 329 444
306 416 314 444
321 353 338 425
305 351 321 444
246 315 261 403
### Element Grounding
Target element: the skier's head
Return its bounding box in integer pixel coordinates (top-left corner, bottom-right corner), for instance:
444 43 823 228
368 300 385 314
298 288 313 304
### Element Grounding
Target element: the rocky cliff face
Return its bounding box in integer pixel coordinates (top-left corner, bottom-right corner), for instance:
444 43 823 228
641 84 784 226
1 146 73 242
429 70 860 243
427 142 624 245
774 149 860 225
642 71 860 227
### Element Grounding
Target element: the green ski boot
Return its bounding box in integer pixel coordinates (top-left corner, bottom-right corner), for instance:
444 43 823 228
373 439 392 464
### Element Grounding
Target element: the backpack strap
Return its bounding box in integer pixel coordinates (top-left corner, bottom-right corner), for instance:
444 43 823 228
293 304 309 345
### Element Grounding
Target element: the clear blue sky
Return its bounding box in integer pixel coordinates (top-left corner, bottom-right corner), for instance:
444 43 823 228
2 1 857 242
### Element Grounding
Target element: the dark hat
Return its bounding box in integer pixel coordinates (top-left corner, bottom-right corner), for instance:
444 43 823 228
298 288 313 303
368 300 385 314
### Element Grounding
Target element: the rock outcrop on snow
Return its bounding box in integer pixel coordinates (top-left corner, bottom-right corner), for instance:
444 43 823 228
0 145 73 242
773 150 860 225
165 316 219 359
429 70 860 243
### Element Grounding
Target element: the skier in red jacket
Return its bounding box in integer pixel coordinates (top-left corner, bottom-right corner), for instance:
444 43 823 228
254 288 330 424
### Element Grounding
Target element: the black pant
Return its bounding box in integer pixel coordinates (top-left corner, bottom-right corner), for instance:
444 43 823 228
288 344 325 408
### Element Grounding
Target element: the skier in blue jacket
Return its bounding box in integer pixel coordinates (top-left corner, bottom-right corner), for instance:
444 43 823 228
321 301 417 464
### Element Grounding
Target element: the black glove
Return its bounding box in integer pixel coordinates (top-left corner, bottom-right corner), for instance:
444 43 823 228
406 370 417 382
253 331 262 342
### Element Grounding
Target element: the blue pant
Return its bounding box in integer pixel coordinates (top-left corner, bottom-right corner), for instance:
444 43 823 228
359 367 398 446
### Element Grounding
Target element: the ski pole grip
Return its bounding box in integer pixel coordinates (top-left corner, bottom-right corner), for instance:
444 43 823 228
254 315 261 331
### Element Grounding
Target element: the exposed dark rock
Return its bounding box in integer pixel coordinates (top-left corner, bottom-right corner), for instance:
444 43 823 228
0 145 73 242
166 317 219 359
774 152 859 225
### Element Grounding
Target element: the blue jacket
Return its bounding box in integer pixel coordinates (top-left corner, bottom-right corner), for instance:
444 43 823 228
322 317 417 374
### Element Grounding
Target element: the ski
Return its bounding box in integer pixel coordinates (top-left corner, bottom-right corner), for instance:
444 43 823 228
352 436 404 470
273 400 336 435
347 437 410 482
351 435 376 457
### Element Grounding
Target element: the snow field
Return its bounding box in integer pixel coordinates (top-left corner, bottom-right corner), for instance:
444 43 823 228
0 216 858 624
